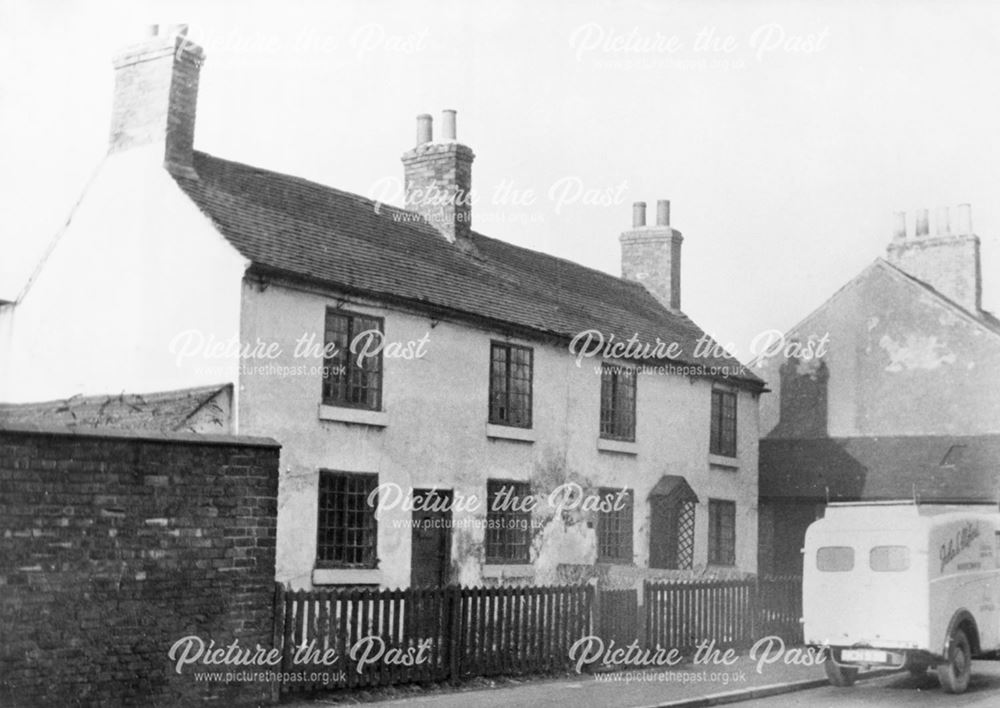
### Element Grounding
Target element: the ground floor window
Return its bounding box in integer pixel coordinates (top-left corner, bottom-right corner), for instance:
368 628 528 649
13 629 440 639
316 471 378 568
597 487 634 563
485 479 531 563
708 499 736 566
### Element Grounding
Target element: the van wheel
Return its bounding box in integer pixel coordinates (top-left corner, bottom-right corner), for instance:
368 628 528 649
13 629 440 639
937 628 972 694
824 657 859 687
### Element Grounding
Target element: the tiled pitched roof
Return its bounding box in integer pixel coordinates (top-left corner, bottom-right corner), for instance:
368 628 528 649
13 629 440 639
0 384 231 433
174 152 762 386
760 435 1000 502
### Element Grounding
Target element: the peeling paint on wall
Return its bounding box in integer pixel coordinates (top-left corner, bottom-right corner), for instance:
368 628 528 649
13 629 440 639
240 282 759 589
879 333 956 371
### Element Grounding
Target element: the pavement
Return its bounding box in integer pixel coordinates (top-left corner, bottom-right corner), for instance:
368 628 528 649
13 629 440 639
282 651 898 708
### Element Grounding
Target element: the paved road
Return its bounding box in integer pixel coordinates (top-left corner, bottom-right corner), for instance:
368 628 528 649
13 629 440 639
288 651 826 708
738 662 1000 707
287 659 1000 708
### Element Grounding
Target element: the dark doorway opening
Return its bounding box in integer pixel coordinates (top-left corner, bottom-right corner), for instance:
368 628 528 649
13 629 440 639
411 489 453 587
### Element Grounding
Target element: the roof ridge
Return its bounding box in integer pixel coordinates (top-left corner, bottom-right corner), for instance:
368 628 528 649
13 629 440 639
191 151 681 307
191 150 419 220
748 258 883 368
751 257 1000 371
472 231 647 293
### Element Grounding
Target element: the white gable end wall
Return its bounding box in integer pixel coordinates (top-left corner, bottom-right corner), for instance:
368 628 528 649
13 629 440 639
0 147 249 402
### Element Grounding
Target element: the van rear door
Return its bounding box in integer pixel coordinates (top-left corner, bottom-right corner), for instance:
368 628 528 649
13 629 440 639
804 532 927 651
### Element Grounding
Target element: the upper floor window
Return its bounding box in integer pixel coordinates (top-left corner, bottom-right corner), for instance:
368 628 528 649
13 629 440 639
489 342 533 428
708 498 736 566
710 389 737 457
597 487 634 563
600 365 636 441
316 471 378 569
322 309 383 410
485 479 531 564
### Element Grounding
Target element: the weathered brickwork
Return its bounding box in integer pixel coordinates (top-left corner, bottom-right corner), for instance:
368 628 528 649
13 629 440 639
887 233 982 314
109 29 203 174
619 228 684 311
0 425 280 706
401 141 475 243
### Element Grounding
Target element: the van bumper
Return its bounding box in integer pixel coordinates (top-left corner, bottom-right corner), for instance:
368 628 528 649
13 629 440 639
821 646 941 670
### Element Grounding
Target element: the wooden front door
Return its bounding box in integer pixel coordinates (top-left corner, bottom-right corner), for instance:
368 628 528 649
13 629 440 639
410 489 452 587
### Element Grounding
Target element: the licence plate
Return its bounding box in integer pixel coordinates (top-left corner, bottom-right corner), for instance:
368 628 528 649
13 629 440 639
841 649 887 663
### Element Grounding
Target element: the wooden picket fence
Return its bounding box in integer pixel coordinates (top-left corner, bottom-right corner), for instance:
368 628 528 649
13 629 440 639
644 575 803 655
754 575 803 641
273 583 593 694
644 579 755 653
272 576 802 694
455 584 593 678
597 588 639 649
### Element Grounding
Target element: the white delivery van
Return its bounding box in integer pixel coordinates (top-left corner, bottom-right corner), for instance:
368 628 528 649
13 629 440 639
803 501 1000 693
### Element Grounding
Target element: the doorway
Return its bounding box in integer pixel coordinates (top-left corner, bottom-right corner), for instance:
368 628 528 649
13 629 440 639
410 489 452 587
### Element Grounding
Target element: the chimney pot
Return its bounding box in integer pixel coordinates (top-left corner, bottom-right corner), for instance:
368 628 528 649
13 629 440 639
656 199 671 227
416 114 432 146
632 202 647 228
402 113 475 243
887 202 981 314
621 200 683 311
955 203 973 235
892 211 907 240
441 109 457 141
935 207 951 236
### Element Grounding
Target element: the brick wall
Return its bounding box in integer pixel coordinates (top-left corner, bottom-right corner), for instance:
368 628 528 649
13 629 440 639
0 425 280 706
402 141 475 243
109 29 203 173
619 228 683 311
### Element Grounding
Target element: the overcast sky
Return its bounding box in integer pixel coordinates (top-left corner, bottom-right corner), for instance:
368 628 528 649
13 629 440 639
2 0 998 360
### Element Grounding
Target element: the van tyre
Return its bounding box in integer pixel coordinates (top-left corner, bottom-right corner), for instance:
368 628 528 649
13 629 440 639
937 628 972 694
824 657 859 687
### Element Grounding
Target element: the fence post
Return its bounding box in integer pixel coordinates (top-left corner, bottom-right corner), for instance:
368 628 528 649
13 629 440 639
270 582 286 703
447 585 461 683
750 576 760 642
586 583 595 637
585 584 601 674
638 581 647 650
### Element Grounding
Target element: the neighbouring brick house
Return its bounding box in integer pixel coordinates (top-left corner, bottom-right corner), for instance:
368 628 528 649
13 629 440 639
0 25 764 590
755 206 1000 574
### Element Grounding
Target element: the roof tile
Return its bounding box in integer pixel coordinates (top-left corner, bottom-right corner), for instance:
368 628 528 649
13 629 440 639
175 152 761 385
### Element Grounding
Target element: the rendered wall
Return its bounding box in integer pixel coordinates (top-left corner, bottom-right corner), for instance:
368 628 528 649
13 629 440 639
237 280 759 590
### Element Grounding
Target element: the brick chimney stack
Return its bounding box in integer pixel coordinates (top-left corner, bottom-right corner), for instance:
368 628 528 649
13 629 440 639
401 110 475 243
620 199 684 311
109 24 204 177
887 204 982 313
